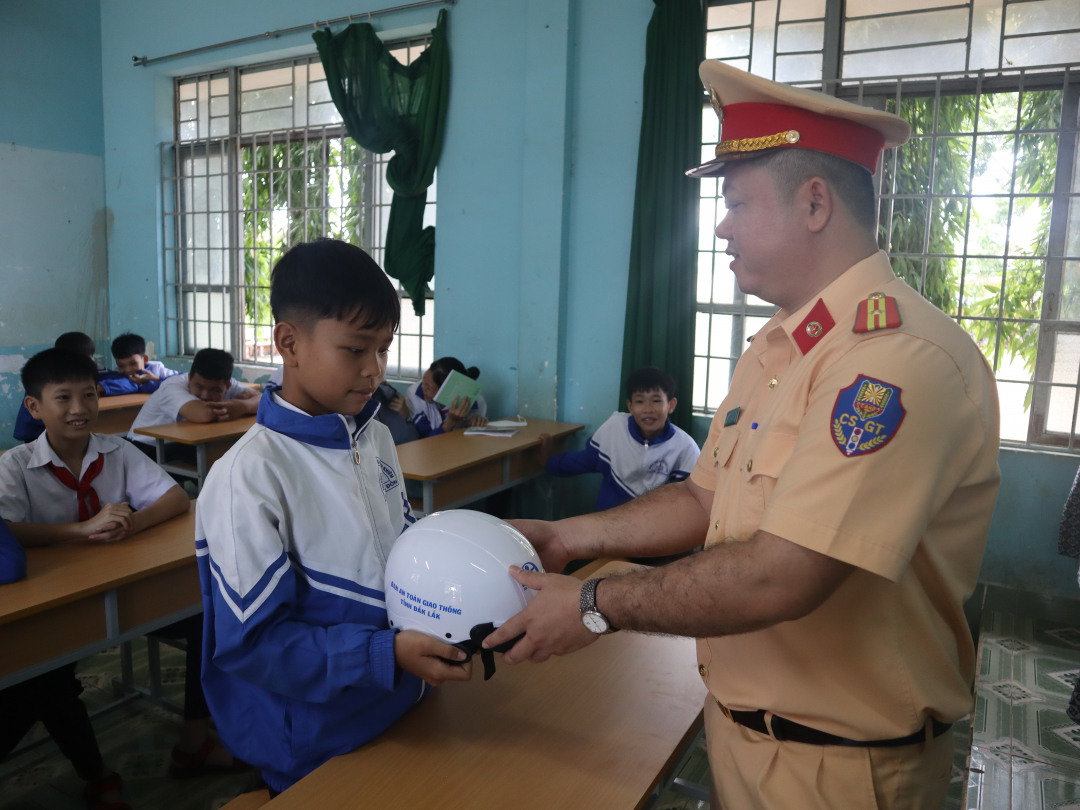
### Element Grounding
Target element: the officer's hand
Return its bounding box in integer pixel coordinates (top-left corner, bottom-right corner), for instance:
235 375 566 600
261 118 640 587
394 630 473 687
483 567 598 664
507 519 572 573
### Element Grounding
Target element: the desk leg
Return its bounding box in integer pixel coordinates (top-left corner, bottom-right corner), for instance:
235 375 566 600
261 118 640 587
423 481 434 516
120 641 134 691
196 445 207 493
147 637 162 699
155 438 165 465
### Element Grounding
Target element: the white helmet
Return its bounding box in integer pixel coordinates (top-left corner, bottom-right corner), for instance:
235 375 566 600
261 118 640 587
384 509 544 678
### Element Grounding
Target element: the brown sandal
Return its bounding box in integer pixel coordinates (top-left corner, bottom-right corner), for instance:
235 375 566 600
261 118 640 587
82 773 131 810
169 738 252 779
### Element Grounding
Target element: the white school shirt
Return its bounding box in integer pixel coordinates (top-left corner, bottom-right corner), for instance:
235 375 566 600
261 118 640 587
0 432 177 523
128 373 248 445
145 360 181 380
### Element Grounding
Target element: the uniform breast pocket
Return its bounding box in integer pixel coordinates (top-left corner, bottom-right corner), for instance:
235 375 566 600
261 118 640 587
710 427 741 486
738 431 797 538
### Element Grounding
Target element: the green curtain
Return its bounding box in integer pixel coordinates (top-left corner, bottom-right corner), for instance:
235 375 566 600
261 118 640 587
620 0 704 432
313 9 450 315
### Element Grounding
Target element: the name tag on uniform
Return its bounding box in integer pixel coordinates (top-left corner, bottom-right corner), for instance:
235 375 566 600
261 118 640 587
724 407 741 427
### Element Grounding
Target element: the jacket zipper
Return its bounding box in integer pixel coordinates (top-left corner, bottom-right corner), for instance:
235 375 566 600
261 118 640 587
348 421 388 567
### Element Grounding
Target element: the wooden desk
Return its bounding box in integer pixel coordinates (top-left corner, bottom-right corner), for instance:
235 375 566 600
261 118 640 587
95 393 150 436
134 417 256 491
397 418 583 514
266 560 706 810
0 502 200 690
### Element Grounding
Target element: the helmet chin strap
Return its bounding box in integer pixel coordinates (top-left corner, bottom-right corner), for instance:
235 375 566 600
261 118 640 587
441 623 524 681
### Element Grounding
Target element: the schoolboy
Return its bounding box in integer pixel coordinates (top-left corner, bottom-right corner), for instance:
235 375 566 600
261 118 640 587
98 332 181 396
127 348 258 462
13 331 125 443
0 348 193 810
196 238 472 796
542 366 701 511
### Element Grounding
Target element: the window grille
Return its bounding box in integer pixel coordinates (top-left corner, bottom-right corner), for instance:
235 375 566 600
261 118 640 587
697 0 1080 450
163 39 434 380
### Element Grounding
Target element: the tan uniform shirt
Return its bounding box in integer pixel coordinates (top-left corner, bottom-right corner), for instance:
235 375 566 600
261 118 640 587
691 250 1000 741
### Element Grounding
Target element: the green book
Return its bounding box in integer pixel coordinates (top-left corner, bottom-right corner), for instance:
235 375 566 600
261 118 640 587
433 369 482 410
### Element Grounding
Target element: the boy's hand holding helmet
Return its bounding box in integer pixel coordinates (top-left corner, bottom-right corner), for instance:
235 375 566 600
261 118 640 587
385 510 547 680
393 631 472 686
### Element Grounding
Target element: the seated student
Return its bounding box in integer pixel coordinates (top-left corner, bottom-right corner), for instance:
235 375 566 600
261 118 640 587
13 332 125 444
0 349 197 809
127 348 258 463
98 332 181 396
542 366 701 511
405 357 489 437
0 349 248 790
197 238 471 796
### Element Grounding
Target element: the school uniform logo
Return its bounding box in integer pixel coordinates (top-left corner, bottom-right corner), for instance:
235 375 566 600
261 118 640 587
647 459 670 476
831 375 905 457
377 458 399 492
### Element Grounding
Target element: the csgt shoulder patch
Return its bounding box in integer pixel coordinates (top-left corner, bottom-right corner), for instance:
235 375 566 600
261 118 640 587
831 375 906 457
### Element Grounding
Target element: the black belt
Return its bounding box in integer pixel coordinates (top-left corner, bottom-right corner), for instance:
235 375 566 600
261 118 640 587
722 705 952 748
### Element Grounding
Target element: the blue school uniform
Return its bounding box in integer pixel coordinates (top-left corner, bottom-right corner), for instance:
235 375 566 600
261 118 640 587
546 412 701 511
195 387 425 792
0 519 26 584
98 360 181 396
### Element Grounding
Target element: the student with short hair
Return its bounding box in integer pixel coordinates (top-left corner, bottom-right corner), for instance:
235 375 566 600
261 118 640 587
98 332 181 396
127 348 258 463
405 356 489 437
541 366 701 512
197 238 472 796
0 348 195 810
13 332 126 444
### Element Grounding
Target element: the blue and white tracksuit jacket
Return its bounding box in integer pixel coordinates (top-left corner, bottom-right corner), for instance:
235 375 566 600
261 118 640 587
98 360 181 396
195 387 423 792
545 413 701 511
405 381 487 437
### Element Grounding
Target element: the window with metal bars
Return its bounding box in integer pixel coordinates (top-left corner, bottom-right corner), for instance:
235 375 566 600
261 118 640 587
697 0 1080 450
162 38 435 380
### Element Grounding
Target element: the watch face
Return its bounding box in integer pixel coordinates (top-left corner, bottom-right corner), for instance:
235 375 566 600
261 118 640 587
582 611 609 634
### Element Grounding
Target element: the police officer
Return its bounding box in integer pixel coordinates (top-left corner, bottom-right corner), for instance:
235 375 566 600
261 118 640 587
484 60 1000 809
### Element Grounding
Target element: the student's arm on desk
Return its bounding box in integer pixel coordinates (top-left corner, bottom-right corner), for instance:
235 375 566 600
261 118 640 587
129 485 189 535
7 504 135 547
0 519 26 583
178 399 228 424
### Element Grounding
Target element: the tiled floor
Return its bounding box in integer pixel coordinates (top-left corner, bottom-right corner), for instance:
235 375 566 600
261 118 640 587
967 611 1080 809
0 639 257 810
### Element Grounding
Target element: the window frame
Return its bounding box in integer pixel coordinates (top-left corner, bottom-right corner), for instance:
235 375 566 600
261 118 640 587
162 43 435 381
700 0 1080 450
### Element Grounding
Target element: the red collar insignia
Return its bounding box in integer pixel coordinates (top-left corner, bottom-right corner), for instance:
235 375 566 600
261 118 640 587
792 298 835 355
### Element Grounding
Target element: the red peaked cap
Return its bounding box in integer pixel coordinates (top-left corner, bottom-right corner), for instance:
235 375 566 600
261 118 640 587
719 102 886 174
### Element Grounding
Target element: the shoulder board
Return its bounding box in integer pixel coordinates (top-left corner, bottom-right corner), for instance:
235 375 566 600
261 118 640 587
853 293 902 334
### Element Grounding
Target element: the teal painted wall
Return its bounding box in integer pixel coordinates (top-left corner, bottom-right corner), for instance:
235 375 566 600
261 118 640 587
98 0 651 453
983 447 1080 599
0 1 108 449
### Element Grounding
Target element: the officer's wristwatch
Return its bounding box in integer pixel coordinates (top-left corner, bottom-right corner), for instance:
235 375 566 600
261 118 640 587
580 578 618 635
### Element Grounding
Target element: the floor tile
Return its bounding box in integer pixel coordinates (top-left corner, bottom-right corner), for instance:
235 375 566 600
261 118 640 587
1010 761 1080 809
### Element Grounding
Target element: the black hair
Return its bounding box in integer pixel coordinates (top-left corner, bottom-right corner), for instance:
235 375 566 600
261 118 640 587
429 357 480 388
270 239 401 332
54 332 96 358
22 349 98 400
626 366 676 400
754 148 877 233
111 333 147 360
190 348 234 382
